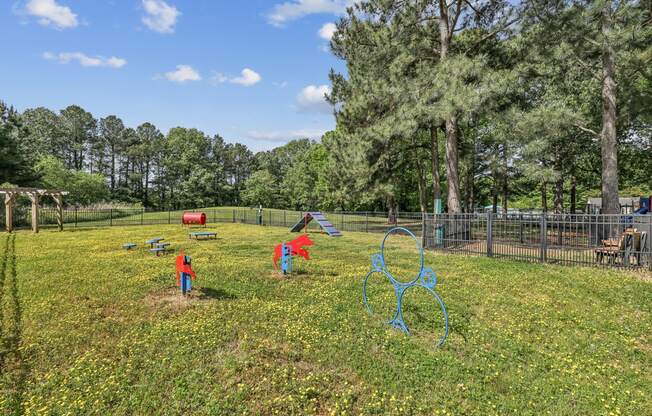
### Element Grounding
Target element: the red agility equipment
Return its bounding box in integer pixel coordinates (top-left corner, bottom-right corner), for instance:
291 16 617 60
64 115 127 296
182 212 206 226
175 250 197 286
273 234 314 269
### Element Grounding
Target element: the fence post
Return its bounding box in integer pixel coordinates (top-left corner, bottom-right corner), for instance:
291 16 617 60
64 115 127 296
648 216 652 272
421 212 426 248
75 207 78 228
487 213 493 257
519 213 524 244
232 209 236 223
284 210 287 227
110 208 113 226
141 208 144 225
540 215 548 263
168 208 171 224
366 212 369 233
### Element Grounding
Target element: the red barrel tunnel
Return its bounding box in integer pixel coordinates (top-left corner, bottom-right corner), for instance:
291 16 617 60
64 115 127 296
182 211 206 226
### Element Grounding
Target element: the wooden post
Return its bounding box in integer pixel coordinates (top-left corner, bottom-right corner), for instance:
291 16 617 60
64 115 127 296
28 192 40 233
4 193 15 233
52 194 64 231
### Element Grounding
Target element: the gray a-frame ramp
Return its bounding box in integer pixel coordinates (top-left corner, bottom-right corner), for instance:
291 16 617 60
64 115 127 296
289 212 342 237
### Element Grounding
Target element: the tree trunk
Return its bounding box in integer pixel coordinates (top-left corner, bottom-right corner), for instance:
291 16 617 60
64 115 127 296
144 160 150 207
414 147 427 214
467 152 475 213
501 143 508 215
387 195 398 225
570 176 577 214
600 0 620 215
554 176 564 214
445 117 461 213
110 144 115 191
502 174 508 215
541 182 548 213
430 126 441 213
438 0 461 213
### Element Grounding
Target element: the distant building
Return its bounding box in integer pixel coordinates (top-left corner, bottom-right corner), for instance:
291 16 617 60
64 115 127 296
586 197 640 214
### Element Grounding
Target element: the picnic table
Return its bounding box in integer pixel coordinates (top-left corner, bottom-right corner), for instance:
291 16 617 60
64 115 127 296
189 231 217 240
122 243 137 250
145 237 164 248
150 247 169 256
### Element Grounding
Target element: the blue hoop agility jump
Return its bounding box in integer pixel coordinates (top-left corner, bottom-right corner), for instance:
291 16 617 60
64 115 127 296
362 227 449 346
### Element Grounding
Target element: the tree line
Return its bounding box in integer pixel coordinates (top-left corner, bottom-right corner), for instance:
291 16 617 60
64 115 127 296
1 0 650 214
326 0 650 215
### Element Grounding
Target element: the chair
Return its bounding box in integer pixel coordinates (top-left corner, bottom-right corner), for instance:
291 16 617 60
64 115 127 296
595 233 628 265
634 232 648 266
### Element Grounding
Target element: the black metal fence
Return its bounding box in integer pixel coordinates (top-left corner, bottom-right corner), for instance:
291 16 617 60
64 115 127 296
424 213 652 271
2 205 650 271
1 206 423 235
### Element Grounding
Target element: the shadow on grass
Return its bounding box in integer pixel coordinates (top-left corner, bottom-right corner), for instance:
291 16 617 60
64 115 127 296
0 234 28 415
198 286 237 301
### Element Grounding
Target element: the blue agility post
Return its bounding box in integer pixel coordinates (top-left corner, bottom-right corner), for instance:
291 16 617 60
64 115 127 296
175 251 196 296
181 255 192 295
280 242 293 275
362 227 449 347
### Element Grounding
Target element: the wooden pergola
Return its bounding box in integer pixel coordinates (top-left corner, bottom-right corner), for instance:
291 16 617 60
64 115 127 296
1 188 68 233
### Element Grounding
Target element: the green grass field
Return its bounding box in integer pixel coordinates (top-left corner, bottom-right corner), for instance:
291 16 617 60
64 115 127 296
0 224 650 415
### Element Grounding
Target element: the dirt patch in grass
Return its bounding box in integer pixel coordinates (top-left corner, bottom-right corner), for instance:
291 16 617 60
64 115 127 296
268 269 312 280
145 286 213 314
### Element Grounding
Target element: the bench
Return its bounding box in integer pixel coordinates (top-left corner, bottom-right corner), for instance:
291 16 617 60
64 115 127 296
122 243 137 250
154 242 171 248
145 237 164 248
189 232 217 240
150 247 170 256
595 235 627 265
594 229 647 266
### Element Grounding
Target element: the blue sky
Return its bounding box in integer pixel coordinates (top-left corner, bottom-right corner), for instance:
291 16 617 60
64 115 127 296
0 0 351 151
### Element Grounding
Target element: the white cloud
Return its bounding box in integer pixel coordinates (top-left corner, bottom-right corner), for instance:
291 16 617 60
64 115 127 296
247 128 327 142
163 65 201 82
296 84 332 113
211 68 262 87
42 51 126 68
231 68 261 86
318 22 336 40
142 0 180 33
25 0 78 29
267 0 352 26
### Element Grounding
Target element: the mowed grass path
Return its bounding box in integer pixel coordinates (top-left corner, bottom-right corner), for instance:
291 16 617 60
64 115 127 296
0 224 650 415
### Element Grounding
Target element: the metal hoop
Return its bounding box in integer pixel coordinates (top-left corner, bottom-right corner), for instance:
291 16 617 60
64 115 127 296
363 227 449 346
380 226 424 284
